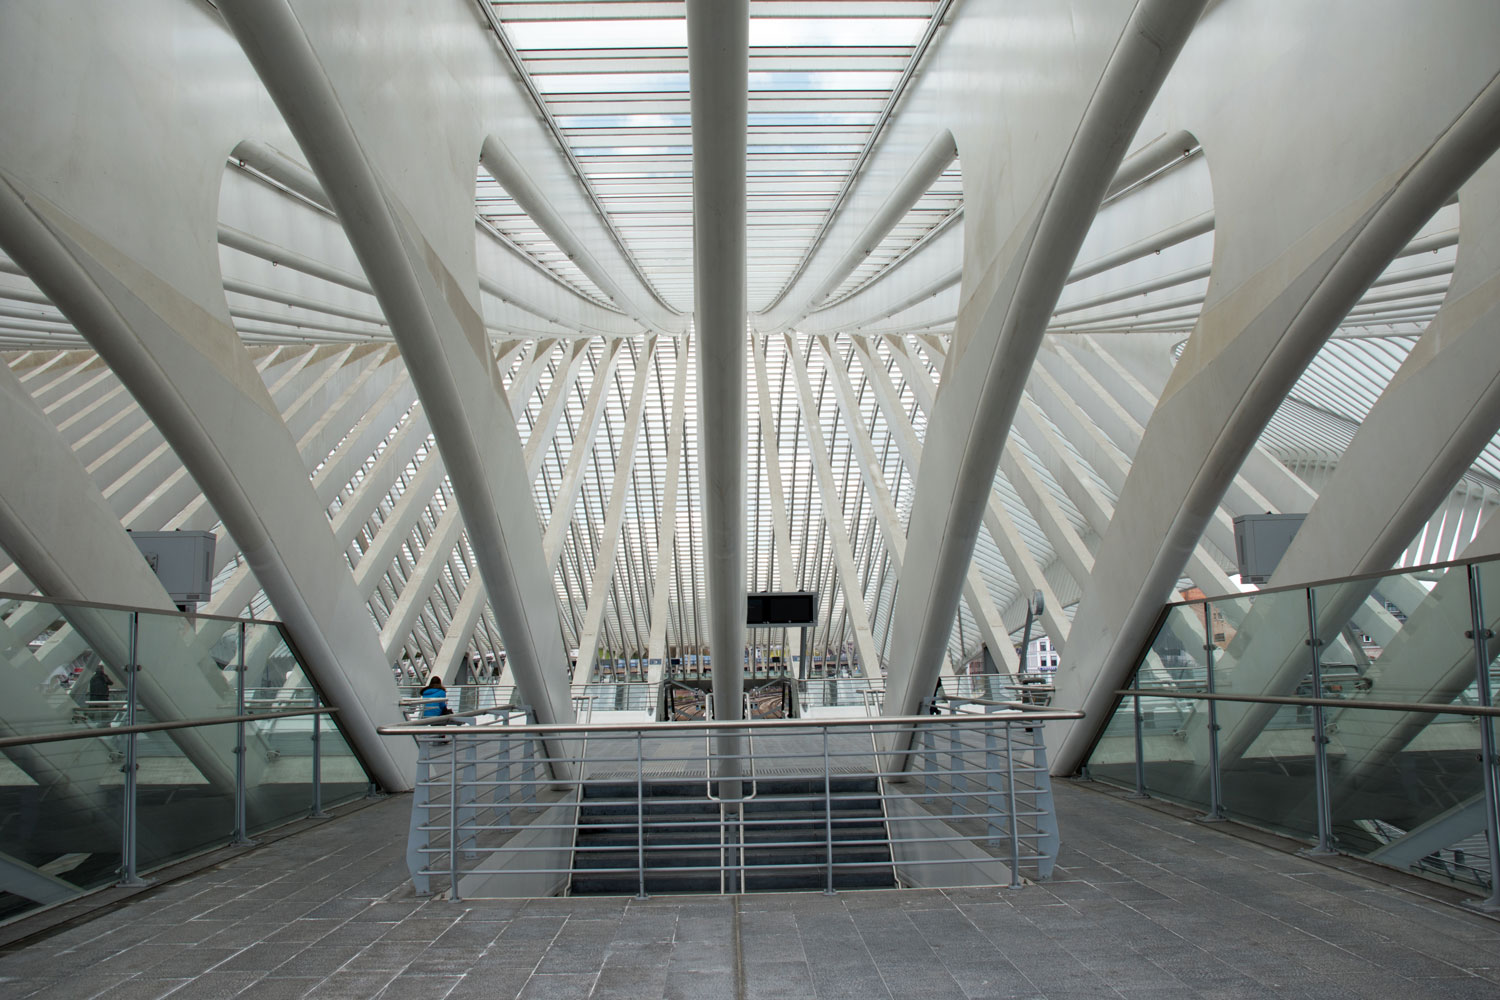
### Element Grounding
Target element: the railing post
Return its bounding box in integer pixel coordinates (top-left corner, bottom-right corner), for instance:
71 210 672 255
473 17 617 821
1129 687 1149 800
522 734 538 808
985 713 1004 845
949 718 969 797
1303 587 1337 856
232 621 254 846
1201 602 1225 822
458 735 478 859
309 687 326 818
920 704 938 798
496 731 513 830
407 740 432 896
636 727 647 900
1004 720 1022 889
1465 564 1500 912
823 726 835 895
449 734 462 901
117 611 146 887
1029 726 1060 881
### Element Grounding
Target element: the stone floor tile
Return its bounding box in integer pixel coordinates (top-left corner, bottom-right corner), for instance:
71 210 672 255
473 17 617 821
374 972 462 999
301 971 399 999
88 977 195 1000
1 785 1498 1000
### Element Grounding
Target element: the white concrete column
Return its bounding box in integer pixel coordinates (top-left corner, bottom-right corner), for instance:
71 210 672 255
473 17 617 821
785 334 882 678
687 0 749 719
752 334 796 590
0 189 413 793
1052 17 1500 774
574 339 658 673
0 360 270 799
647 338 690 679
1201 157 1500 769
542 340 624 568
218 0 584 752
523 342 591 466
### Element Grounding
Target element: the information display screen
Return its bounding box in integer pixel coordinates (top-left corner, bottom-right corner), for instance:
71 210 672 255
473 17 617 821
746 592 818 627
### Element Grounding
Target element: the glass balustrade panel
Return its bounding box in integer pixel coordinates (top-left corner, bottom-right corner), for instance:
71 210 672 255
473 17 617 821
1205 587 1312 829
1121 603 1215 809
129 610 240 872
0 592 135 915
243 622 315 835
245 623 370 829
0 598 135 737
1303 566 1482 865
0 729 127 923
1330 701 1484 887
1085 680 1145 790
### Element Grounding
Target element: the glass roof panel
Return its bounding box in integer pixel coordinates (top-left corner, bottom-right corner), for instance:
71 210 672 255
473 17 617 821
492 0 942 312
505 19 688 49
749 18 932 48
533 73 690 94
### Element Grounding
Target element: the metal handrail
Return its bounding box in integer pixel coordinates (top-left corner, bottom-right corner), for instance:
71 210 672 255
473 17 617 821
1116 687 1500 718
1152 549 1500 610
405 704 534 728
402 705 526 725
377 707 1082 738
933 695 1031 711
0 587 281 625
705 699 759 805
403 711 1068 897
0 706 339 749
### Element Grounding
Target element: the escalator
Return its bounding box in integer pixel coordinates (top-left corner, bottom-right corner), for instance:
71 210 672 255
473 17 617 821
569 775 894 895
746 678 796 719
659 677 798 721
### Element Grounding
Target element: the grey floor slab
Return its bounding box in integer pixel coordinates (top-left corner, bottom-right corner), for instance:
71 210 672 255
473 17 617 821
1 781 1497 1000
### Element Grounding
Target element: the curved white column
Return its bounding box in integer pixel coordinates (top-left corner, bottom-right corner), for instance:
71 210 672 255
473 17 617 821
217 0 579 765
1051 5 1500 774
0 361 273 802
1207 155 1500 770
0 0 415 790
882 1 1207 721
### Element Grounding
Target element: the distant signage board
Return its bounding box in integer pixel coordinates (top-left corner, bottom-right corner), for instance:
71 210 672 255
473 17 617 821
746 591 818 627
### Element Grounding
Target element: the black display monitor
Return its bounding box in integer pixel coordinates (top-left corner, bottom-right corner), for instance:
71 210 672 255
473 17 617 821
746 591 818 627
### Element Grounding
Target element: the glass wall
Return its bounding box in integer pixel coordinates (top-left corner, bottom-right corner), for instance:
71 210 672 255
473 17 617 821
130 612 240 873
0 596 373 924
1087 555 1500 902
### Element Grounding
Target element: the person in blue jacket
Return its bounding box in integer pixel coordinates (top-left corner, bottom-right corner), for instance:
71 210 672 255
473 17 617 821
420 676 449 718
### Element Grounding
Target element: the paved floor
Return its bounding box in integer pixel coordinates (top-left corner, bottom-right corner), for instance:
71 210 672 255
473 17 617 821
2 781 1498 999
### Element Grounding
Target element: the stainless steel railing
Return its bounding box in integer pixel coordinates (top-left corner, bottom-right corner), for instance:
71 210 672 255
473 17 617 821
397 682 658 719
381 707 1081 900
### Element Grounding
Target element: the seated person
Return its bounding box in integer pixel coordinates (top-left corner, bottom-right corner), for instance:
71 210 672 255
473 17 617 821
420 676 450 718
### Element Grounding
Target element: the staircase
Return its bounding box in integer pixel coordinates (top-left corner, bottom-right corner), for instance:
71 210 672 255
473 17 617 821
570 776 895 895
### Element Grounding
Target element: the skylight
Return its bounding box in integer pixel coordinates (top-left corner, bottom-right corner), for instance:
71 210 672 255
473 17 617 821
492 0 944 311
